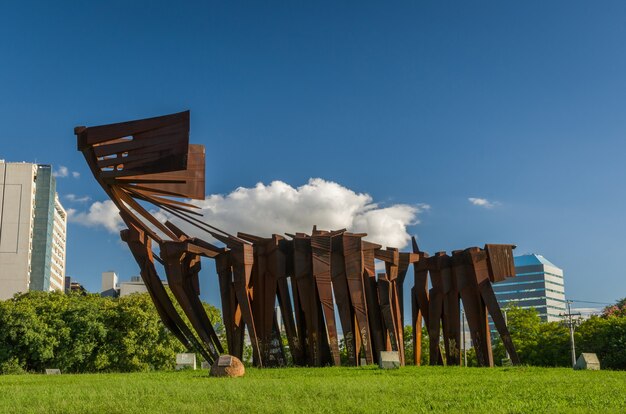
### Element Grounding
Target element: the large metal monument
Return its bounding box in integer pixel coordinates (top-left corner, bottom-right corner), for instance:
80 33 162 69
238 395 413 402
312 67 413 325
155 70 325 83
76 111 520 368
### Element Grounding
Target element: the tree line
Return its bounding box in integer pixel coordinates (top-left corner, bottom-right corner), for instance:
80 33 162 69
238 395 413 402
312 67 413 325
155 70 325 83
1 291 624 373
492 299 626 370
399 298 626 370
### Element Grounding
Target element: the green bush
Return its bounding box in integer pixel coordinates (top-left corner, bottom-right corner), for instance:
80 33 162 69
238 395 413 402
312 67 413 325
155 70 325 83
0 291 222 373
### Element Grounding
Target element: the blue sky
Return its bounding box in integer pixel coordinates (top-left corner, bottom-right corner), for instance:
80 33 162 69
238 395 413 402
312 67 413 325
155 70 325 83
1 1 625 310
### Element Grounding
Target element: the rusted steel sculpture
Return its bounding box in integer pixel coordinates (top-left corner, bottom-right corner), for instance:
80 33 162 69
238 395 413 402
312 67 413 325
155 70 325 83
76 111 519 368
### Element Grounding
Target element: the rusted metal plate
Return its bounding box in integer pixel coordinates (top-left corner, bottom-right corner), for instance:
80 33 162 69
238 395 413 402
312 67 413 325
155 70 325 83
342 233 374 365
311 230 341 366
120 144 206 200
485 244 516 282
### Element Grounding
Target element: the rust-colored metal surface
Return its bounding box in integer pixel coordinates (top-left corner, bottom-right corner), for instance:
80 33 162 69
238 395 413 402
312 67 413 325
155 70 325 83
77 111 519 368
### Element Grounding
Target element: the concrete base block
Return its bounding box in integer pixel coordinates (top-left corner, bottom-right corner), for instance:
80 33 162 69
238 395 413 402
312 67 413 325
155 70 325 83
574 353 600 370
176 353 197 370
378 351 400 369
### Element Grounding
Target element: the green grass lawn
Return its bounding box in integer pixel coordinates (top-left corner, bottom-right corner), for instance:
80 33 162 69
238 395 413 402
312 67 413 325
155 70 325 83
1 366 625 413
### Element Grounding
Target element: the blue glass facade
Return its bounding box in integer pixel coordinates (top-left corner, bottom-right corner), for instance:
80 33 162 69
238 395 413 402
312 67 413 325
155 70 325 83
29 165 56 291
492 254 566 322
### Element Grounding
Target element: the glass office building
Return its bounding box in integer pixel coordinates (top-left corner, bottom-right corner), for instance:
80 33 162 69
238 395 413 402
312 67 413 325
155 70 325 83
492 254 566 322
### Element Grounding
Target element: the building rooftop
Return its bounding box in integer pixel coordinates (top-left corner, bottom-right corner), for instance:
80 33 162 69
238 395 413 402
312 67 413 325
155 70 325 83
514 253 560 269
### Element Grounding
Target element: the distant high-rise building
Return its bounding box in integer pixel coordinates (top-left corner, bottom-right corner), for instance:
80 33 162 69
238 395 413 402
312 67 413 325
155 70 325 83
492 254 566 322
101 270 119 297
65 276 86 294
0 161 67 299
30 165 67 292
100 271 168 298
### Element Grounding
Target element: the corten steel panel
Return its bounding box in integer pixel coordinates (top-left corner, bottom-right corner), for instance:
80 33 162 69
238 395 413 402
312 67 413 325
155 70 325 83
485 244 516 282
271 235 304 366
362 241 385 364
281 238 309 366
342 233 374 365
411 238 430 366
276 238 306 366
75 112 207 245
427 252 447 365
387 250 407 365
311 230 341 366
120 223 214 363
119 144 206 200
210 232 263 365
376 248 406 365
452 248 493 367
441 256 461 366
215 251 245 359
238 232 287 367
377 274 402 360
293 234 332 366
160 241 223 361
76 111 190 178
330 233 358 366
483 244 520 365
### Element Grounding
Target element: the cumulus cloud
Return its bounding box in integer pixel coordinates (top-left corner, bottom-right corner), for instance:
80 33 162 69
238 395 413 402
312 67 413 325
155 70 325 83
468 197 499 209
64 193 91 203
67 200 123 233
69 178 429 249
177 178 428 249
53 165 80 179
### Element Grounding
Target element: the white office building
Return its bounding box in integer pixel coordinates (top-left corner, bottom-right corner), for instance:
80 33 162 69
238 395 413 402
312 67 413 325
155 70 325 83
492 254 566 322
0 161 67 300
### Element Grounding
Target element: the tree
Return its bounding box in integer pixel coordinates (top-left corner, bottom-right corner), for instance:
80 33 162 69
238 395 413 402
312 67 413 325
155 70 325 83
577 315 626 370
492 305 569 367
402 325 429 365
602 297 626 318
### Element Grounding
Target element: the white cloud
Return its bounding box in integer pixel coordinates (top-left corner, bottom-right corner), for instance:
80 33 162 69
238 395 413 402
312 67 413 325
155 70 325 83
176 178 427 249
67 200 123 233
468 197 499 209
52 166 69 178
64 194 91 203
69 179 429 249
53 165 80 179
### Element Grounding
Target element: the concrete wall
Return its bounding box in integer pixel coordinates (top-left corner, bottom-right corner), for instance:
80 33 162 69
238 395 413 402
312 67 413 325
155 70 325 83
0 162 37 300
119 281 149 297
101 271 118 293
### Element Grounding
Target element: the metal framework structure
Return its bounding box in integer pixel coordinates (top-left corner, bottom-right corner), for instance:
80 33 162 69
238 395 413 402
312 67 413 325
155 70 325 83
76 111 520 367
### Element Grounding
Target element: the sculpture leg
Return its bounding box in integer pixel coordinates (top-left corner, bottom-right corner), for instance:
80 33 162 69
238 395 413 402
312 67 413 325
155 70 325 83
428 290 444 365
479 282 520 365
121 227 215 363
390 280 405 365
444 290 461 366
344 257 373 364
277 277 305 365
411 287 423 366
161 243 222 361
459 285 491 367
